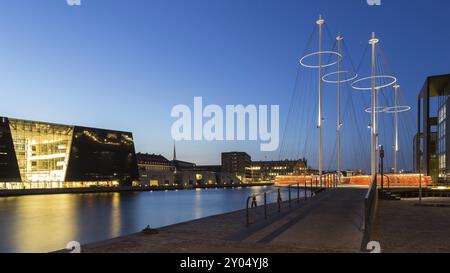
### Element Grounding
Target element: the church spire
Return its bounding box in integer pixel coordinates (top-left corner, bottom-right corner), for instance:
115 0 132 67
173 142 177 161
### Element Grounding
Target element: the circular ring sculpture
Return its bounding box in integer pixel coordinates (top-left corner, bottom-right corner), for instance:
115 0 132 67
322 71 358 84
383 106 411 114
365 107 387 114
299 51 342 69
351 75 397 91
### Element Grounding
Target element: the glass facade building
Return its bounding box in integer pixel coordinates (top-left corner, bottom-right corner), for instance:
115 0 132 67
0 117 139 189
416 74 450 184
438 94 448 180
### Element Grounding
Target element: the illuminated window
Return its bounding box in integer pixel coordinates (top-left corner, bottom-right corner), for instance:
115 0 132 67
9 119 73 183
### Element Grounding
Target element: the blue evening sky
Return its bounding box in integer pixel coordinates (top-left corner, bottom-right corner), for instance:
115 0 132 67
0 0 448 167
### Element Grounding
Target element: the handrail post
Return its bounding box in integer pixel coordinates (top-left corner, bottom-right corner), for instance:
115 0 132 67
264 192 267 220
277 188 281 212
304 181 307 200
311 177 313 197
288 185 291 208
419 173 422 204
365 196 368 232
246 196 250 226
297 182 300 203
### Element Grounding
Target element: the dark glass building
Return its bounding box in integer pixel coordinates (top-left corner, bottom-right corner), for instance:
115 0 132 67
0 117 139 189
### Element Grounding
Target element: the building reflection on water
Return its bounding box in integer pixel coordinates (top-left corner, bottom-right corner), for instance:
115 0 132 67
0 187 299 253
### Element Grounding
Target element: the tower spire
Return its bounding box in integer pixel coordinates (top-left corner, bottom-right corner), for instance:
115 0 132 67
173 142 177 161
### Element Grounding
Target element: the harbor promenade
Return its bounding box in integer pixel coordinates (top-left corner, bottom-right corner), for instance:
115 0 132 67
77 188 367 253
372 198 450 253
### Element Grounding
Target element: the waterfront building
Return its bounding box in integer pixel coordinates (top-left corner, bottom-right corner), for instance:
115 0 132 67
416 74 450 184
172 159 197 172
195 165 241 185
250 159 308 182
195 165 222 173
136 153 175 186
175 171 217 187
0 117 139 189
173 164 240 186
221 152 252 181
135 149 241 187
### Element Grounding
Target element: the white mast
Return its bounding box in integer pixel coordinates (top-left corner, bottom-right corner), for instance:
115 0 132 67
337 34 343 182
369 32 379 178
394 83 400 174
317 15 324 177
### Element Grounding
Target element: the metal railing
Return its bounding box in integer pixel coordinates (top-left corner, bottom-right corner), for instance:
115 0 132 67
246 174 338 226
246 183 297 227
363 174 378 237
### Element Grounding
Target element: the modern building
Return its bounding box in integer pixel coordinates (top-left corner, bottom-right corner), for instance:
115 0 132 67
221 152 252 181
416 74 450 184
136 153 175 186
0 117 139 189
250 159 308 182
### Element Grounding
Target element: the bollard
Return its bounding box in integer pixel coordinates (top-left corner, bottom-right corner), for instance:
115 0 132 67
251 196 257 208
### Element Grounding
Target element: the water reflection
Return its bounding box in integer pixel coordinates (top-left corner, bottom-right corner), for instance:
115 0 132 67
0 186 300 253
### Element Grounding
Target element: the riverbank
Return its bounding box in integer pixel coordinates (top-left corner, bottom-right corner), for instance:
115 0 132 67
0 183 273 197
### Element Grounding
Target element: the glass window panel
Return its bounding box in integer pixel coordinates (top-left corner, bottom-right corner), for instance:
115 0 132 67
8 119 73 183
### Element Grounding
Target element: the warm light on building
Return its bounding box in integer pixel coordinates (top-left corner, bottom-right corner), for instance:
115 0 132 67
0 117 139 189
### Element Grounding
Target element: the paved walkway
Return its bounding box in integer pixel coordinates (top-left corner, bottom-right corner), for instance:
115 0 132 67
78 188 367 253
372 198 450 253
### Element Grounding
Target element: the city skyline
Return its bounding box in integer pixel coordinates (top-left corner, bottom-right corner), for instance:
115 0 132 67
0 1 449 167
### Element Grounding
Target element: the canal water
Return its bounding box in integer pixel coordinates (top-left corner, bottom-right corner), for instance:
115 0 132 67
0 186 303 253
